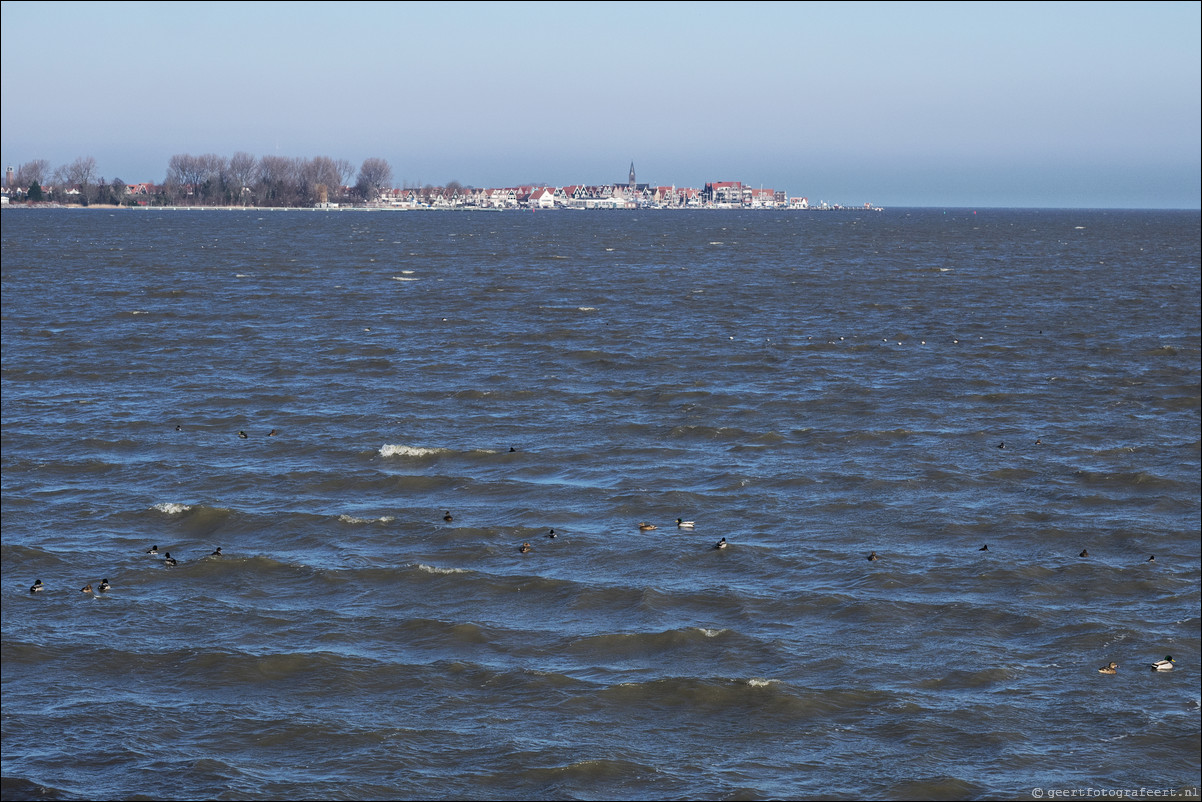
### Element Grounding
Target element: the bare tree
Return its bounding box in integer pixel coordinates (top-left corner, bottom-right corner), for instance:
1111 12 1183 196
257 155 299 206
334 159 355 196
165 153 199 203
15 159 51 187
227 152 257 204
64 156 98 203
296 156 345 205
356 157 393 202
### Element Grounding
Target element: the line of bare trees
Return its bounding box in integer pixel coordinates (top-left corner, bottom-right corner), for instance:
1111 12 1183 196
7 154 394 207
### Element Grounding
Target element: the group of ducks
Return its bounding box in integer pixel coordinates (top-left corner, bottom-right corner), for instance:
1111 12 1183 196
641 519 731 551
28 544 223 595
1099 657 1176 674
30 577 112 594
638 519 732 549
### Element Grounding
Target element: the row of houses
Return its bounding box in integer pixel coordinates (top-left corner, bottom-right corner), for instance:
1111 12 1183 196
375 181 812 210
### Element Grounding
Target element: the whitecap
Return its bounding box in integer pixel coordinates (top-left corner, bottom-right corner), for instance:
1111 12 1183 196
746 678 778 687
338 514 396 524
151 502 191 514
379 444 448 457
697 628 726 638
577 307 597 312
391 276 419 281
415 564 468 575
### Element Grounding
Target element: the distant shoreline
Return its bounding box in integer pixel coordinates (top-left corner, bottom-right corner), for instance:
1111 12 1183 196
1 202 879 212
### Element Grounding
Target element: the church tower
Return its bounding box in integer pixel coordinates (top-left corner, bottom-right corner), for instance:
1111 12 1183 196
628 162 636 189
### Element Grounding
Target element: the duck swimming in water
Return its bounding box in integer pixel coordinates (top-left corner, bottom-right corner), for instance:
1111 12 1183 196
1098 661 1118 675
638 522 657 531
1149 656 1175 671
713 538 727 550
443 511 454 522
676 518 695 529
1079 549 1089 558
546 529 557 539
211 547 222 556
163 553 177 567
979 544 989 551
98 579 110 592
30 580 44 593
867 551 879 561
146 545 158 555
238 431 248 439
519 542 532 553
81 584 93 594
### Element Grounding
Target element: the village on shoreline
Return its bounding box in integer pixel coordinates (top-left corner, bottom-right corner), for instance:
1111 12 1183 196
2 157 881 212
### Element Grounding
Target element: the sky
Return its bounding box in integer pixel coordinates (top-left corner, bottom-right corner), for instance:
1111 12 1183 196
1 0 1199 207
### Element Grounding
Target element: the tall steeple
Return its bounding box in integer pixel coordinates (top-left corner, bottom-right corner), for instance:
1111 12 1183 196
628 161 636 189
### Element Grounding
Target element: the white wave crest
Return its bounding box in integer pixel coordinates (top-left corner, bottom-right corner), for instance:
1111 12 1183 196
416 564 468 575
338 514 396 524
391 276 419 281
152 502 192 514
746 678 778 687
697 628 726 638
379 444 448 457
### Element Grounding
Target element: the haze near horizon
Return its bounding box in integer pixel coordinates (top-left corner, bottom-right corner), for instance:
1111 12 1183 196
1 0 1199 208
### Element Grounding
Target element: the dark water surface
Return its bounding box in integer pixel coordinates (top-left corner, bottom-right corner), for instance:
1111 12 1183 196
2 208 1199 800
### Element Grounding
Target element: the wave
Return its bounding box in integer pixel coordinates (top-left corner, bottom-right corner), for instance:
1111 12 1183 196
413 563 470 575
151 502 192 514
379 444 451 458
337 514 396 524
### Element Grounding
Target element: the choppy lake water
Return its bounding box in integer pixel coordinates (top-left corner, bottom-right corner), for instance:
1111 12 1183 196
2 207 1199 801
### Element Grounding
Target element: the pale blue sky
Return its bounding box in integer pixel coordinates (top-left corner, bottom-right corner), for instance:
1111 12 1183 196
2 0 1199 207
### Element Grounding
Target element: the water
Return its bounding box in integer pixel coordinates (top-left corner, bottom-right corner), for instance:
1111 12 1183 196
2 207 1199 801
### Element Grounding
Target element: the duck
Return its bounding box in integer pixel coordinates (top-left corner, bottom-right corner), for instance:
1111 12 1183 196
267 429 277 436
1149 656 1175 671
98 579 111 592
713 538 727 550
676 518 695 529
546 529 557 539
638 522 658 531
1147 555 1155 563
81 583 93 594
146 545 158 555
30 580 44 594
163 553 177 567
1079 549 1089 558
1098 661 1118 675
867 551 879 561
443 511 454 522
238 430 248 439
211 547 222 556
518 542 532 554
979 544 989 552
175 424 182 432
